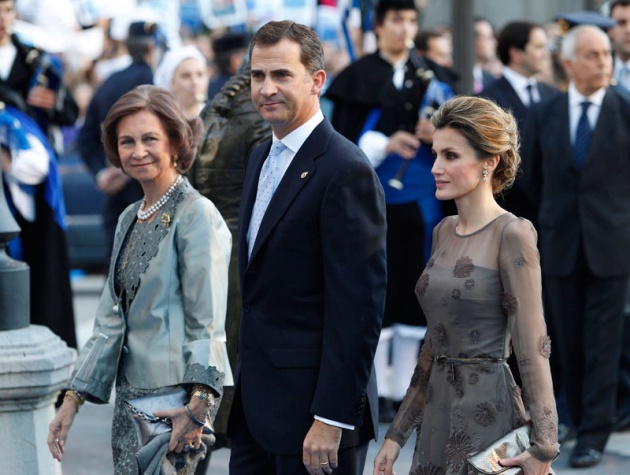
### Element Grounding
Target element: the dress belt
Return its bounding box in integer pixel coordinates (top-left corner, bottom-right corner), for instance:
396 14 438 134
434 355 506 365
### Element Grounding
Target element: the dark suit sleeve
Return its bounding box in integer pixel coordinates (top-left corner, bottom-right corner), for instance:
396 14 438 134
520 104 543 211
311 156 387 425
78 95 107 176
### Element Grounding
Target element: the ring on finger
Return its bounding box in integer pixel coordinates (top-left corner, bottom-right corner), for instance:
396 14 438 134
320 461 329 465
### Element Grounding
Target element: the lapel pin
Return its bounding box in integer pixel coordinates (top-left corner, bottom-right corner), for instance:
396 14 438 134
301 172 309 179
161 213 172 228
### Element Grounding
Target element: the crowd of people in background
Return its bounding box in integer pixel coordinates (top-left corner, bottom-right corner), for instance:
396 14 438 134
2 0 630 473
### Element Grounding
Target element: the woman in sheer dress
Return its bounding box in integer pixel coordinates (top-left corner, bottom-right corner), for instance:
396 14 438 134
373 96 559 475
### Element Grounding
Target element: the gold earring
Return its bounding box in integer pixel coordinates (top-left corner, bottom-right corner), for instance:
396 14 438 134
173 154 179 168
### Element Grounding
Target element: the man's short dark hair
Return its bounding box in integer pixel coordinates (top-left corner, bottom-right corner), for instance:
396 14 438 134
611 0 630 15
249 20 324 75
374 0 417 26
496 21 541 66
415 29 445 53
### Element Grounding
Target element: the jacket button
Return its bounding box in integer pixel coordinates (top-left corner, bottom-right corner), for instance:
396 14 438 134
242 305 250 313
112 304 119 313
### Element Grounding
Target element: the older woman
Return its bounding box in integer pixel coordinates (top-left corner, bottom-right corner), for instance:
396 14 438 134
154 45 209 118
373 96 559 475
47 85 232 474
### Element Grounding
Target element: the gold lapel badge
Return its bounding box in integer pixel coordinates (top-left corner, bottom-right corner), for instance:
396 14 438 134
161 213 172 228
301 171 309 179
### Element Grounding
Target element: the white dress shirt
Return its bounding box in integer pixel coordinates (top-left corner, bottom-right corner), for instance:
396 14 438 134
502 66 541 106
567 82 606 146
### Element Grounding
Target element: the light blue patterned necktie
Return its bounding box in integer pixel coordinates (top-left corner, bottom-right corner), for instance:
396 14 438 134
574 101 592 171
248 141 287 258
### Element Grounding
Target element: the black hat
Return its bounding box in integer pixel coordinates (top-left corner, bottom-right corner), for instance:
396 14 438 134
212 33 250 55
128 21 160 38
555 11 615 35
375 0 417 15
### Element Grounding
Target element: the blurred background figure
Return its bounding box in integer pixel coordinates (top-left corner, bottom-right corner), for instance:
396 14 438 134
415 27 460 92
78 20 166 266
473 16 501 93
1 105 76 349
479 20 558 226
608 0 630 434
207 32 249 100
610 1 630 90
0 0 79 153
154 44 209 117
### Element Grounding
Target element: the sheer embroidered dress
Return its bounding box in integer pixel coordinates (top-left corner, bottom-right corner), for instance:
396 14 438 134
386 213 559 475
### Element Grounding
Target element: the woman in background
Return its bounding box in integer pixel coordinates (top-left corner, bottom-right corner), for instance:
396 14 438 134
154 45 209 118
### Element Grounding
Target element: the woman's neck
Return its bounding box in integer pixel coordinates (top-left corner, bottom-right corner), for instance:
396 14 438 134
454 192 505 235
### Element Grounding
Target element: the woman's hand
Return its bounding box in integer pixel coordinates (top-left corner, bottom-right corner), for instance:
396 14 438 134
47 397 79 462
373 437 401 475
500 450 553 475
154 399 205 453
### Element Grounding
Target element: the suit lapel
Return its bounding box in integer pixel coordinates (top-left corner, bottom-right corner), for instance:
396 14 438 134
584 88 618 170
247 121 331 266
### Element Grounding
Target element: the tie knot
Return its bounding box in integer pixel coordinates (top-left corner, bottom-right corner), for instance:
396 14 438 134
580 101 591 114
269 141 287 158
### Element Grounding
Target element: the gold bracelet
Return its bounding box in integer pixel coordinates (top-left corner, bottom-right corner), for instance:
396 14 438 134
191 385 215 406
64 390 85 412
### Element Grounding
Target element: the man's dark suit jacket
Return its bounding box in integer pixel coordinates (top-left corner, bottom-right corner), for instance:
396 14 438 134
228 118 387 455
521 86 630 278
479 76 558 224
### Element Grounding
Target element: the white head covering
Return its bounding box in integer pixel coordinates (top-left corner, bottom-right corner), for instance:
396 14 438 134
153 45 207 92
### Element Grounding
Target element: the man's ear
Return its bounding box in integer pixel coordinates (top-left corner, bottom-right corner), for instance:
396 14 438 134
311 69 327 95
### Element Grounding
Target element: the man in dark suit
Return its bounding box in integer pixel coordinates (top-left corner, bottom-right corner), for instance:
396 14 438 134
480 21 558 224
227 20 387 475
522 24 630 469
78 21 165 261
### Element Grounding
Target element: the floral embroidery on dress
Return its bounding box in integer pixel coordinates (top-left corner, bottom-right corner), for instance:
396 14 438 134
468 373 479 385
464 278 475 290
501 291 518 316
473 402 497 427
540 335 552 359
452 288 461 300
417 274 430 297
478 357 498 374
433 323 448 347
446 428 474 472
453 256 474 278
410 463 444 475
513 257 527 267
496 400 507 412
426 258 435 269
470 329 480 345
536 406 559 444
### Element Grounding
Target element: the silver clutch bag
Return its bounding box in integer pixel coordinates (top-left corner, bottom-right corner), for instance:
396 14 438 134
467 423 555 475
125 388 188 446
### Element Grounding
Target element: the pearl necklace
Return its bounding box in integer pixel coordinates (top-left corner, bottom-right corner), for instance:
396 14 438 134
137 175 183 220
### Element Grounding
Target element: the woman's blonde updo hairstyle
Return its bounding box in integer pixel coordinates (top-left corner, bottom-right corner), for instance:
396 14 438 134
430 96 520 194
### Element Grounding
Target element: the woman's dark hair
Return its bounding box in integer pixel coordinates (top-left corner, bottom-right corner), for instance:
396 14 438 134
101 85 202 173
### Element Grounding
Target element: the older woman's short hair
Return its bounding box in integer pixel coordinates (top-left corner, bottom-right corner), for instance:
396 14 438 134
431 95 521 194
101 85 203 173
